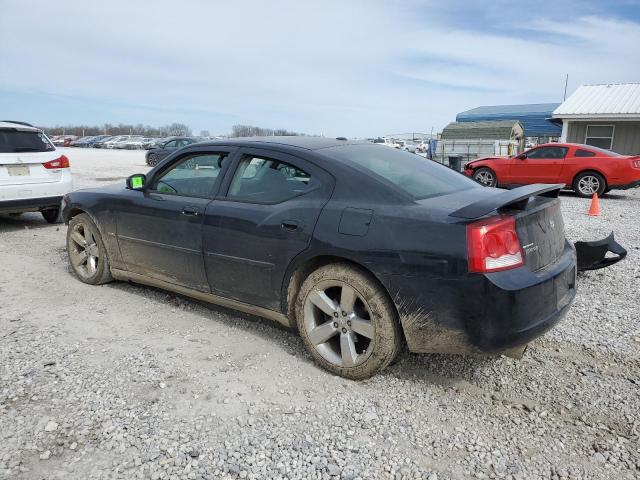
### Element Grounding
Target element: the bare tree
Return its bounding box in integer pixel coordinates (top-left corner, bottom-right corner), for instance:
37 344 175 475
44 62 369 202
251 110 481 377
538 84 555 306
230 124 308 138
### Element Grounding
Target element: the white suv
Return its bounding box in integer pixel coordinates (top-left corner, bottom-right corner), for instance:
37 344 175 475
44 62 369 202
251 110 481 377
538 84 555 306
0 121 73 223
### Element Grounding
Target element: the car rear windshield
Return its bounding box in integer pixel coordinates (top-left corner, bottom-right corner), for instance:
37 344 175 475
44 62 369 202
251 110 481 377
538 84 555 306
321 144 479 199
579 145 622 157
0 129 55 153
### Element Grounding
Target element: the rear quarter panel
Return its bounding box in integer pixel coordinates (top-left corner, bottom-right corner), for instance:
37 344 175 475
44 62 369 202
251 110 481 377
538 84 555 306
560 151 626 186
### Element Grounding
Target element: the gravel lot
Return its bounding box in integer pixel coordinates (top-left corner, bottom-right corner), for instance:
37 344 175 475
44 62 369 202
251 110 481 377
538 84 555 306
1 148 639 480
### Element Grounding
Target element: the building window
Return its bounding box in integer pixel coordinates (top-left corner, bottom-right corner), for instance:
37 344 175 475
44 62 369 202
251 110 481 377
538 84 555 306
585 125 614 150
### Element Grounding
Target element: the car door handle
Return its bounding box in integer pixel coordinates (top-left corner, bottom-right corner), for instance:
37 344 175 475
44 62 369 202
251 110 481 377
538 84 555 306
281 220 300 231
182 206 202 216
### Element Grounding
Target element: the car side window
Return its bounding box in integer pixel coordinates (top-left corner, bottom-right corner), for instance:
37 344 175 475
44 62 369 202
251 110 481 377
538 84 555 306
526 146 568 159
164 140 178 148
227 155 318 203
149 152 229 198
575 149 596 157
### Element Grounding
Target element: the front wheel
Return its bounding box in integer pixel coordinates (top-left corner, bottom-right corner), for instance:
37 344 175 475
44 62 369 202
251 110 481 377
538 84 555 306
473 167 497 187
295 263 401 380
147 154 159 166
573 171 606 198
66 214 113 285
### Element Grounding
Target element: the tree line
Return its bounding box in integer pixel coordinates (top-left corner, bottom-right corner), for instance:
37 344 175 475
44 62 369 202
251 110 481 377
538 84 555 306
229 124 307 137
39 123 192 137
38 123 311 138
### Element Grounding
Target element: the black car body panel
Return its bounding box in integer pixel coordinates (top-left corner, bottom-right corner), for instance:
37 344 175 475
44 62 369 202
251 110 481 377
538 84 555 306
63 137 581 356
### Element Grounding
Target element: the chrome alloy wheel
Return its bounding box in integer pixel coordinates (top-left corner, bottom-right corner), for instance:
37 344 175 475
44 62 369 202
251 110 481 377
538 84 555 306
68 222 100 279
303 281 375 368
474 170 495 186
578 175 600 195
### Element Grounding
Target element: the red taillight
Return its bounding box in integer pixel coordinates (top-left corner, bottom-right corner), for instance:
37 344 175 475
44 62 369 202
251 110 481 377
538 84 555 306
467 216 524 273
632 158 640 169
42 155 70 169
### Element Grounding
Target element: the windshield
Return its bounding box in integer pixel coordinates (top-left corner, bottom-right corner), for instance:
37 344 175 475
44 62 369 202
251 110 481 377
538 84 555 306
0 129 55 153
322 144 479 199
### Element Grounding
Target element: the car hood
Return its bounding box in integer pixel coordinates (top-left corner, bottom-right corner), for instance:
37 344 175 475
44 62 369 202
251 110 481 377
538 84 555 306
71 183 126 195
469 155 509 164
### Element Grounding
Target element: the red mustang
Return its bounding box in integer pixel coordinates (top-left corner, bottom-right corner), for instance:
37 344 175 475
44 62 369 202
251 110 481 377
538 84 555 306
463 143 640 197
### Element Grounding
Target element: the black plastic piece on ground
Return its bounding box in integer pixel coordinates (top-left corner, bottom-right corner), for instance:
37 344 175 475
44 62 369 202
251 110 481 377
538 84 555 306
575 232 627 272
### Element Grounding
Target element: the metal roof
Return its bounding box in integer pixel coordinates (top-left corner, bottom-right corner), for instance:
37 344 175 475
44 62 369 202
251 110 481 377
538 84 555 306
458 103 560 116
553 83 640 118
456 103 561 137
441 120 523 140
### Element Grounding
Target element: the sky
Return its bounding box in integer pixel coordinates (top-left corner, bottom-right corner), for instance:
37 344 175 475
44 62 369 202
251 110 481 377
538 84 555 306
1 0 640 137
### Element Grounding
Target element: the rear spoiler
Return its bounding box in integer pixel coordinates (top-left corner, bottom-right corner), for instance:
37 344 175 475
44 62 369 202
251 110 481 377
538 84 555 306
449 184 564 220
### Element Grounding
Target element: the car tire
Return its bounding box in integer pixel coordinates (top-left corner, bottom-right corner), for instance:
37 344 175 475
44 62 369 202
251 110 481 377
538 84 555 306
41 208 63 224
147 154 159 166
295 263 401 380
573 171 606 198
66 213 113 285
472 167 497 187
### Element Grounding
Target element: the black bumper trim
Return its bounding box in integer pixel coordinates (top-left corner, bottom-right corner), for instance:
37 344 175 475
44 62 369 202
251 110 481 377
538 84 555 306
0 196 63 213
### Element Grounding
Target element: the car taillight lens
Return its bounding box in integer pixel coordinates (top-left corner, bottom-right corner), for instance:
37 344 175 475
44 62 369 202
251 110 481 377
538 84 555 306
632 158 640 169
42 155 70 169
467 216 524 273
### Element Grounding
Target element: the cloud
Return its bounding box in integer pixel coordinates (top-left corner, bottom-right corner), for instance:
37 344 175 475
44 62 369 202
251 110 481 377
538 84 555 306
1 0 639 136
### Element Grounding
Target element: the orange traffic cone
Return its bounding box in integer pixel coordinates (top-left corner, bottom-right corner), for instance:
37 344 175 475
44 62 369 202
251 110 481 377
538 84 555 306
588 193 600 216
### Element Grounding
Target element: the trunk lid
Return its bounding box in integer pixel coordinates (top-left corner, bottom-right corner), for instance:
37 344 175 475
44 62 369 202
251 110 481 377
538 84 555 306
0 151 64 186
514 197 566 271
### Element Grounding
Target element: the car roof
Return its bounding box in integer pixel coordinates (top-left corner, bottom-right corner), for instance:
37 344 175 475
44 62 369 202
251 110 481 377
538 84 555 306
533 142 603 150
0 121 39 132
197 136 365 151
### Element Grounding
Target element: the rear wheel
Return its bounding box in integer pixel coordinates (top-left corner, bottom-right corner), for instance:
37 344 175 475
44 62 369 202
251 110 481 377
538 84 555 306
42 208 62 224
66 214 113 285
473 167 497 187
573 171 606 198
295 263 401 380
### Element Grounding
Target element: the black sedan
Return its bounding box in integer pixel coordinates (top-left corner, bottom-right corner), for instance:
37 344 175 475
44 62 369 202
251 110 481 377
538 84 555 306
145 137 201 166
63 137 579 379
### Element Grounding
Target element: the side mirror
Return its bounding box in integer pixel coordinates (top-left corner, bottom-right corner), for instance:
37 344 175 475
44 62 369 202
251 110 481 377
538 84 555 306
126 174 146 190
516 153 527 160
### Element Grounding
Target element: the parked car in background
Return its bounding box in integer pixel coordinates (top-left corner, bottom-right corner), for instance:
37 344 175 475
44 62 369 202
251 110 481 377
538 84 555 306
92 136 116 148
69 136 96 147
0 121 72 223
52 135 78 147
464 143 640 197
403 143 418 153
103 136 131 149
117 136 146 149
63 137 583 379
142 138 158 149
145 136 200 166
85 135 112 147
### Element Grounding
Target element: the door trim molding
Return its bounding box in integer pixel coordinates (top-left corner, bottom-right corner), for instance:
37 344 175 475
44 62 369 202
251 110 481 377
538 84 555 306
110 268 291 327
118 234 201 255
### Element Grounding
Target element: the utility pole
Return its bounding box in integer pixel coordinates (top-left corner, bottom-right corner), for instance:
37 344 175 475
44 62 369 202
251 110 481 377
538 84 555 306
563 74 569 101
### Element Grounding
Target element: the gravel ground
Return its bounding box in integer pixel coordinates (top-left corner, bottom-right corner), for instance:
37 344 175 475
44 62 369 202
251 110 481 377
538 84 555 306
1 148 639 480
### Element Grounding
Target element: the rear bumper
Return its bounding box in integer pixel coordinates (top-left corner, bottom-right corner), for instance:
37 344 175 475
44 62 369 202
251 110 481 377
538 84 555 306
609 179 640 190
393 241 577 355
0 195 63 214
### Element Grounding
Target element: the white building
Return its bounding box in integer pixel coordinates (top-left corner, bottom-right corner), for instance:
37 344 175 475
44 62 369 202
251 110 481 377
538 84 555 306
553 83 640 155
